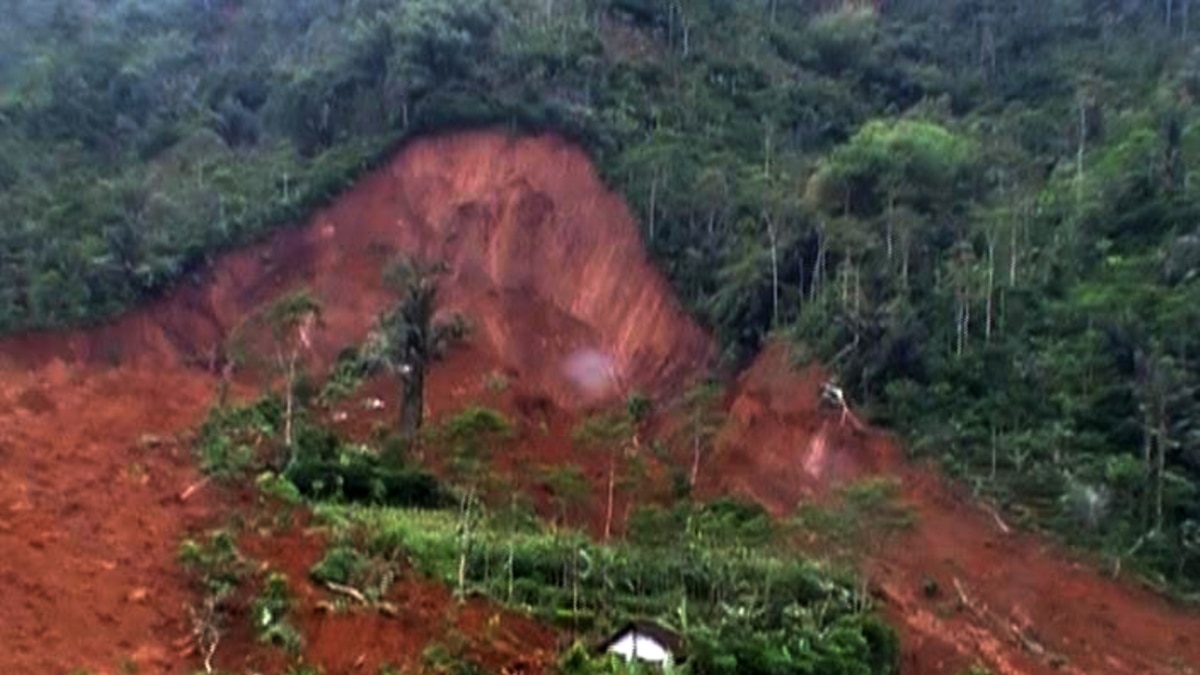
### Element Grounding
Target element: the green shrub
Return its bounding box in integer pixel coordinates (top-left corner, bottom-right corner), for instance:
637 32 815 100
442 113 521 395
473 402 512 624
178 530 249 601
310 546 369 586
196 397 283 480
251 572 301 653
625 391 653 423
256 472 303 505
285 456 451 507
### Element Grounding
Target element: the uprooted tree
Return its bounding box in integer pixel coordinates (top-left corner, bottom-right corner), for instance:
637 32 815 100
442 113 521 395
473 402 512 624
367 257 466 447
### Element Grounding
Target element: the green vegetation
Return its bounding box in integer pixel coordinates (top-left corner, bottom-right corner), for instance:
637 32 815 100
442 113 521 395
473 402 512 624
795 478 917 560
366 258 467 446
178 529 252 673
9 0 1200 616
195 396 452 507
251 572 303 654
197 395 282 480
190 350 897 670
313 498 897 674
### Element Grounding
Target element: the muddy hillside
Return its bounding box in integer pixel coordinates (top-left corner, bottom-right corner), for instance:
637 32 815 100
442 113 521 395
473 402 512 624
1 132 1198 674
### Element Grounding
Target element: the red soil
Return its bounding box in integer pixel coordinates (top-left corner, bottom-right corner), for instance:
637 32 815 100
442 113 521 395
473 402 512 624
225 514 558 675
0 131 1197 674
0 132 705 674
712 343 1200 675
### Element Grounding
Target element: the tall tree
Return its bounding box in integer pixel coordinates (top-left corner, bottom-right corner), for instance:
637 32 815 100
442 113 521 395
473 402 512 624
682 381 725 489
438 406 513 602
264 290 322 465
368 257 465 448
573 410 635 541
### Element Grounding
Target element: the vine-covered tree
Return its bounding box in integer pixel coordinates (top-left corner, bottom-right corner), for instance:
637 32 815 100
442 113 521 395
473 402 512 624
367 257 465 447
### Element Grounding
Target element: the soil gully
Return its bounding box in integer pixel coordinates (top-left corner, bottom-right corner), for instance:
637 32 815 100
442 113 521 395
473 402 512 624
0 132 1197 674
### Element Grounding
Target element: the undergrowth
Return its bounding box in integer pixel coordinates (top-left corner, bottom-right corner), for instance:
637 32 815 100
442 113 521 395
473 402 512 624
310 498 899 674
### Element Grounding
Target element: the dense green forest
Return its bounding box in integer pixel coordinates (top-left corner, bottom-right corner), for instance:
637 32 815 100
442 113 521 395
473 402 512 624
3 0 1200 593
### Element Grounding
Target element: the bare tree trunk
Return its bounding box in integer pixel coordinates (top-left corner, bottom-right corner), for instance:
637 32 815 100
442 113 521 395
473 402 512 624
964 291 971 349
986 233 995 343
667 1 674 48
401 366 425 447
767 216 780 326
1009 209 1019 286
812 229 826 302
284 350 297 453
841 260 849 312
457 491 473 603
886 194 895 263
1156 403 1167 532
1077 99 1087 209
604 451 615 541
506 540 514 603
690 427 702 488
763 120 772 177
956 290 968 357
648 172 658 242
990 425 998 482
852 259 861 316
982 20 997 79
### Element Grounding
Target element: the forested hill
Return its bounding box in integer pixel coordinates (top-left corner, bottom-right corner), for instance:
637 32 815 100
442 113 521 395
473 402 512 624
3 0 1200 591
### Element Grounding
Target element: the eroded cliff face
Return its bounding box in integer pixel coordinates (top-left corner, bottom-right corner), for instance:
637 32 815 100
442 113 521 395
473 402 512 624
0 131 714 674
3 132 1200 675
0 132 712 407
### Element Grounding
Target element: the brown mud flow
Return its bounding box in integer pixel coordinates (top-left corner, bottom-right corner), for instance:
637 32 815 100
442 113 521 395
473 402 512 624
0 132 1197 674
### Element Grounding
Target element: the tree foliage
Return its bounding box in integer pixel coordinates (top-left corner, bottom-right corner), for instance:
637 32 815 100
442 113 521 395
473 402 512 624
5 0 1200 592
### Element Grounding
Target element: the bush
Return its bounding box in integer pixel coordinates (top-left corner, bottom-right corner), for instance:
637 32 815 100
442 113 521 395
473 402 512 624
285 456 451 508
626 391 653 423
178 530 250 601
196 397 283 479
251 572 301 653
310 546 369 586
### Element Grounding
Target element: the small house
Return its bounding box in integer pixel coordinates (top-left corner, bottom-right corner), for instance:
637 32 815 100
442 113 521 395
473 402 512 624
596 620 684 669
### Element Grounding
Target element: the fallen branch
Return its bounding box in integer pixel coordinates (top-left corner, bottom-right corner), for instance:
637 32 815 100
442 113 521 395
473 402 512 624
325 581 368 604
178 477 211 503
985 505 1011 535
186 598 221 675
1112 533 1149 579
1011 622 1046 656
952 577 972 610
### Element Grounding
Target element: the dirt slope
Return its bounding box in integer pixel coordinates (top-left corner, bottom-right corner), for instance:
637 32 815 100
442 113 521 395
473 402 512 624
0 132 707 673
1 131 1198 674
710 343 1200 675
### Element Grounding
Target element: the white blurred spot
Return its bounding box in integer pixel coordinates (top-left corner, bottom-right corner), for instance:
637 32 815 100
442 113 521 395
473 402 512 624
563 349 620 397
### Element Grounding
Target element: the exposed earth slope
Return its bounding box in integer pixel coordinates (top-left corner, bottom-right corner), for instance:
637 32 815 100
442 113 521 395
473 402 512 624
0 132 1197 674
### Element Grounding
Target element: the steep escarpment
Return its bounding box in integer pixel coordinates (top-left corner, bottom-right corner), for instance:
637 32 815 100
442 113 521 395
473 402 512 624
0 132 710 674
2 133 1199 675
0 132 711 406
